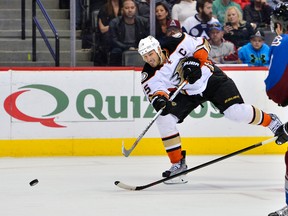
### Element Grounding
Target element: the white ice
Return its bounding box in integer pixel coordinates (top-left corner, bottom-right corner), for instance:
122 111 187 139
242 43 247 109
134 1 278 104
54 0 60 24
0 155 285 216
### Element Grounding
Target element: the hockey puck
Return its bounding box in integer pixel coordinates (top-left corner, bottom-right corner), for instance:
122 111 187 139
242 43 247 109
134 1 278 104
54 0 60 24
29 179 39 186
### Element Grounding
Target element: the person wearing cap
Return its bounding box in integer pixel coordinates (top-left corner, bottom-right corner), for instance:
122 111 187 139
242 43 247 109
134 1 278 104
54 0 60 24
238 30 270 66
208 21 239 64
166 19 182 37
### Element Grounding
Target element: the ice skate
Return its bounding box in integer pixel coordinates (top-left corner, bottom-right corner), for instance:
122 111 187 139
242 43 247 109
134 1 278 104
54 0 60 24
268 206 288 216
162 150 188 184
268 114 283 134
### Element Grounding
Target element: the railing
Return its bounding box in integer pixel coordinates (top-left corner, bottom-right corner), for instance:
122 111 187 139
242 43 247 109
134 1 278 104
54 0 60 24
21 0 25 39
32 0 60 66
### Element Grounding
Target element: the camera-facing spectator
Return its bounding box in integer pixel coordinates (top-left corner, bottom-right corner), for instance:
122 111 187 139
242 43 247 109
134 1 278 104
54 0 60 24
182 0 219 39
208 22 239 64
238 30 270 66
109 0 150 66
155 1 171 44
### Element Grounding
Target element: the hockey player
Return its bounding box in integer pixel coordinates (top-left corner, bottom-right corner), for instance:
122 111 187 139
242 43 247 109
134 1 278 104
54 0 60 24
265 2 288 216
137 32 284 182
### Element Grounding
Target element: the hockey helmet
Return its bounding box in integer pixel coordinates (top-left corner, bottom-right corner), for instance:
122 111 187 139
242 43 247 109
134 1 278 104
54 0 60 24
138 35 161 56
271 1 288 33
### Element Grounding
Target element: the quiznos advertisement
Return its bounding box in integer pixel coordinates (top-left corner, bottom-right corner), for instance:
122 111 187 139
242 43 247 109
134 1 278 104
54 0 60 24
0 68 287 140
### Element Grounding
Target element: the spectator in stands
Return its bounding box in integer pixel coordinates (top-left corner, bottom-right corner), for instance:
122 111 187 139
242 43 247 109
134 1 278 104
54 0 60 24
137 0 171 21
96 0 122 65
171 0 197 25
109 0 150 66
155 1 171 44
223 6 255 49
212 0 242 25
208 21 239 64
165 19 182 36
182 0 219 39
243 0 273 30
238 30 270 66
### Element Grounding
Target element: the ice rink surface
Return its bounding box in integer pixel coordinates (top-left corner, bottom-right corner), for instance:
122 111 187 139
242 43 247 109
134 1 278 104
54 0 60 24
0 154 286 216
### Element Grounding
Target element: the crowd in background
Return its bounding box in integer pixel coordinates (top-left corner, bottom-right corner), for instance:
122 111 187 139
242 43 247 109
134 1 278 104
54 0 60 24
65 0 276 66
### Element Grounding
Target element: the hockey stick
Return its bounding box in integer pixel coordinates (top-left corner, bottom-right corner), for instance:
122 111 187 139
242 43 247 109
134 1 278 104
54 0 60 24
122 80 189 157
115 136 277 190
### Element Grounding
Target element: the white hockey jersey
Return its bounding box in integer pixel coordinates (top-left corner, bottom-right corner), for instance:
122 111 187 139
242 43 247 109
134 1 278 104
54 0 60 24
182 14 219 39
141 32 213 101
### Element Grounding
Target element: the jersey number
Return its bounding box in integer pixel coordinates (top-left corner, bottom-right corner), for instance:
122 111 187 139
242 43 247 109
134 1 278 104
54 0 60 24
143 84 151 95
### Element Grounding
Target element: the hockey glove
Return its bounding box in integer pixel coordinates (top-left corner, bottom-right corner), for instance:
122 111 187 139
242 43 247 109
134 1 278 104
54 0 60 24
183 57 202 84
275 122 288 145
151 94 172 116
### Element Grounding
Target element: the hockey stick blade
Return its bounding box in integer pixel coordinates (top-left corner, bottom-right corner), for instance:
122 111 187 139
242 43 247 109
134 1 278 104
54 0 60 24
115 136 277 191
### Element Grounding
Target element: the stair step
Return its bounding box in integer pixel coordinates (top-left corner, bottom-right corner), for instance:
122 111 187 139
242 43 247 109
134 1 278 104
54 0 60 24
0 9 69 19
0 50 92 62
0 0 60 9
0 19 70 30
0 30 82 39
0 0 93 66
0 61 94 67
0 38 82 51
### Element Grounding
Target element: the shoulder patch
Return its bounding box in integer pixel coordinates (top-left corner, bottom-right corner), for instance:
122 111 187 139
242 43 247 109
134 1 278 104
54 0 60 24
141 72 149 82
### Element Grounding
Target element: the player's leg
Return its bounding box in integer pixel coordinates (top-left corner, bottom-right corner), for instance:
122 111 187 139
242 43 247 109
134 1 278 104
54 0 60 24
203 67 282 134
155 93 204 180
155 114 187 180
268 150 288 216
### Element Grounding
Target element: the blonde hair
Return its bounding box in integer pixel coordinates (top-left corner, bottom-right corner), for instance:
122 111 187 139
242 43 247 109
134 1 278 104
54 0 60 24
224 6 246 25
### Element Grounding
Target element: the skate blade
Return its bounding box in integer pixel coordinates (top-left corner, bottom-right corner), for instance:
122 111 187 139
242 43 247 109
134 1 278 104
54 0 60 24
163 176 188 185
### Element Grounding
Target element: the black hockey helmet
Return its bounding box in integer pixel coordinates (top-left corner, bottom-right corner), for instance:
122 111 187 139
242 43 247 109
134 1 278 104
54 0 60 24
271 1 288 32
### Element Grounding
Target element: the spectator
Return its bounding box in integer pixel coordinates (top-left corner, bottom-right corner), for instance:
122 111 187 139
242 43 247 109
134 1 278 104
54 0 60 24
96 0 122 65
109 0 150 65
171 0 197 25
137 0 171 21
182 0 219 39
212 0 242 25
165 19 182 36
155 1 171 44
243 0 273 30
208 21 239 64
223 6 255 49
238 30 270 66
